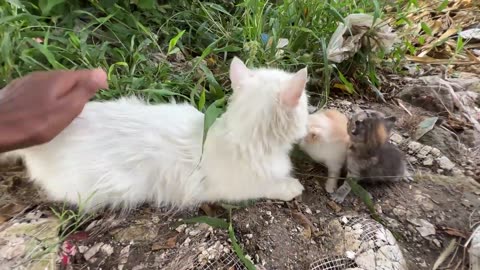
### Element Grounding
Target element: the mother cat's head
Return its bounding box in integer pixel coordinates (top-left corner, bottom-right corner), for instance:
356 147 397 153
223 57 309 146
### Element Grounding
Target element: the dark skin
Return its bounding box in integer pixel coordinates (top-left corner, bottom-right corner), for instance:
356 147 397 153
0 69 108 153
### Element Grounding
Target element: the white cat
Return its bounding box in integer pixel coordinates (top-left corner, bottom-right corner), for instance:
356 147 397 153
6 57 309 211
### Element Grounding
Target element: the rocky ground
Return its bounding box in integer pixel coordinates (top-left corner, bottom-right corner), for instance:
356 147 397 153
0 72 479 270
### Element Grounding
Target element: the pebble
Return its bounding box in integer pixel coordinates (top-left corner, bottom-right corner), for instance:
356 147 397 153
305 207 312 215
437 156 455 170
432 239 442 248
418 145 432 156
408 141 423 152
175 224 187 233
408 218 436 237
84 242 103 261
423 157 434 166
101 244 114 257
390 133 404 144
407 156 418 163
430 148 441 157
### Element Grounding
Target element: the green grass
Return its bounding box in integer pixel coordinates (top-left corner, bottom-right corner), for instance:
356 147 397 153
0 0 401 109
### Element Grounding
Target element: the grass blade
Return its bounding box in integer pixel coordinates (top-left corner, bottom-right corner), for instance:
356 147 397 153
228 223 256 270
202 97 226 145
346 178 380 221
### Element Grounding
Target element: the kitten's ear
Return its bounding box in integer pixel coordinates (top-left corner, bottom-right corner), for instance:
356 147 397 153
230 57 249 90
384 116 397 131
306 127 321 143
281 67 308 107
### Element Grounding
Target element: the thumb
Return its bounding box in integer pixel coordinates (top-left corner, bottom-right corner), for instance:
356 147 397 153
75 68 108 94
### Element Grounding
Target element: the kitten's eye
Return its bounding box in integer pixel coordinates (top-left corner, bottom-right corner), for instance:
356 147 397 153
355 120 362 125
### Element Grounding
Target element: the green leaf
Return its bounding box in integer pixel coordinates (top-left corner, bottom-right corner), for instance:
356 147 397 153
38 0 66 16
455 35 464 54
25 39 65 70
346 178 380 222
167 30 185 55
229 223 256 270
107 62 128 80
421 22 432 36
142 89 190 100
180 216 229 229
202 97 226 145
337 70 354 94
437 0 449 11
131 0 155 9
199 64 223 98
198 88 206 111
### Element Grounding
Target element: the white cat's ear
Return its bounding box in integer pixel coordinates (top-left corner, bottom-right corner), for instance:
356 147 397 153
230 57 249 90
281 67 308 107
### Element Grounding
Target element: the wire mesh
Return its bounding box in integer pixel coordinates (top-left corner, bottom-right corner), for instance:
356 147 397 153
310 256 357 270
344 216 385 252
155 237 248 270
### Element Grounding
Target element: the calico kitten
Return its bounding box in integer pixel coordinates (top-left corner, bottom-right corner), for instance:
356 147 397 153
7 57 309 211
331 110 407 203
299 109 350 193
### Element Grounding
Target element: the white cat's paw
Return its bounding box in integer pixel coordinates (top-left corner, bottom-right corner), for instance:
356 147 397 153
271 178 304 201
325 179 337 193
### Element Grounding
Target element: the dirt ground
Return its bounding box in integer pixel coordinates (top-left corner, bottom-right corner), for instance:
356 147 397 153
1 93 479 270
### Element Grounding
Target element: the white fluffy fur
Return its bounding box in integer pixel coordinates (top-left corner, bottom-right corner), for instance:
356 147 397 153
7 57 309 211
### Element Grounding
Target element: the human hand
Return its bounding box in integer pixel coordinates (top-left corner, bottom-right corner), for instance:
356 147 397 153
0 69 108 152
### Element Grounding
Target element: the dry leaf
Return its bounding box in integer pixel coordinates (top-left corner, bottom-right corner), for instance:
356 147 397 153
0 203 27 224
438 226 468 238
327 201 342 213
291 211 314 239
151 234 178 251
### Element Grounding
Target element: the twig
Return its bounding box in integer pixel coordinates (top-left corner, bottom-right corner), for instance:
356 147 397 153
396 99 412 116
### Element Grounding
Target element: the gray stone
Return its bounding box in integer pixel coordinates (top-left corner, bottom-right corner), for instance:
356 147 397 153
114 224 158 242
84 242 103 262
408 141 423 152
430 148 441 157
408 218 436 237
418 145 432 156
437 156 455 170
423 157 434 166
390 133 404 145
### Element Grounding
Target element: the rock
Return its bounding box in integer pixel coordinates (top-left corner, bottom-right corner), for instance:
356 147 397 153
452 168 464 176
390 133 404 145
175 224 187 233
407 156 418 163
423 157 434 166
470 227 480 270
101 244 114 257
393 205 407 218
419 126 465 161
432 239 441 248
0 216 60 270
437 156 455 170
418 145 432 156
408 218 436 237
430 148 441 157
84 242 103 262
118 244 130 269
114 224 158 242
355 249 375 269
399 80 454 113
407 141 423 152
